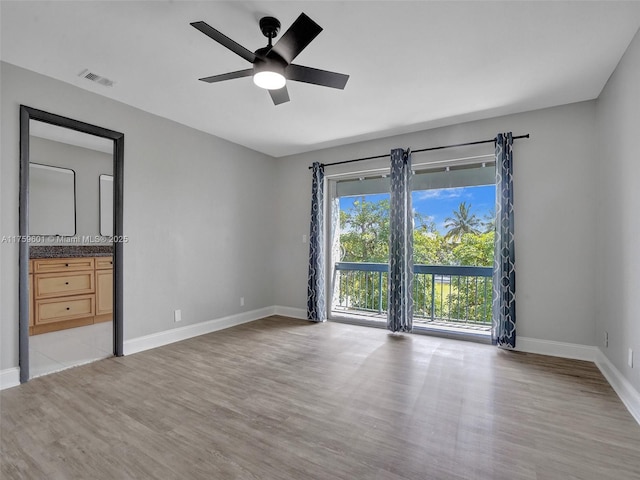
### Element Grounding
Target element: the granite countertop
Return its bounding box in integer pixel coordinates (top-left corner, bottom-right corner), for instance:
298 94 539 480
30 245 113 259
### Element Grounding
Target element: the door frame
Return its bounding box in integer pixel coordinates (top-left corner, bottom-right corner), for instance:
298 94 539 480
19 105 125 383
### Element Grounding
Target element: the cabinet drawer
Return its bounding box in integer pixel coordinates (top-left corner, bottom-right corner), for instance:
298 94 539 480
35 295 95 325
95 256 113 270
33 257 94 274
35 271 94 299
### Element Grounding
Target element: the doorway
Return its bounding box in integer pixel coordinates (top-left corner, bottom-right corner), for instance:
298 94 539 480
18 106 124 383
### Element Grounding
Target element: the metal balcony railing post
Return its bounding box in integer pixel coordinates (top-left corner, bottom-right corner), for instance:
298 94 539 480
378 271 383 314
430 273 436 321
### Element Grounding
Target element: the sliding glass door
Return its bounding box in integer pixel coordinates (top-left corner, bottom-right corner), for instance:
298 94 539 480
329 162 496 338
330 176 391 325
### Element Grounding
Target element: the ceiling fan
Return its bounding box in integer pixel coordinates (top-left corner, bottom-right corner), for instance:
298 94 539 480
191 13 349 105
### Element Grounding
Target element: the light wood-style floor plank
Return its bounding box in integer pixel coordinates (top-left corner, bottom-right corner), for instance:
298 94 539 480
2 316 639 479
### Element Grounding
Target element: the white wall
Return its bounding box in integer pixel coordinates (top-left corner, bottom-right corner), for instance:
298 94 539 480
0 62 277 370
274 101 599 347
596 28 640 392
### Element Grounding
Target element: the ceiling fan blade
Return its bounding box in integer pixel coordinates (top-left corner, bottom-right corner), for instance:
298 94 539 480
286 64 349 89
269 13 322 64
191 21 256 64
269 86 290 105
198 69 254 83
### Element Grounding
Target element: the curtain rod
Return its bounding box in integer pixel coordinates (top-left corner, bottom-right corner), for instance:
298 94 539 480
308 134 530 169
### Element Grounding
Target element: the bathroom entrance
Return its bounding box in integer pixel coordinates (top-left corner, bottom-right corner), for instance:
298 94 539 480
19 106 124 382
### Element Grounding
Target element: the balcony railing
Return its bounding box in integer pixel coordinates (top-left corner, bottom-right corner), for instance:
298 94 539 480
333 262 493 326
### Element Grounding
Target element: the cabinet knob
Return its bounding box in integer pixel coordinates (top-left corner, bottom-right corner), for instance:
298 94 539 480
66 307 70 310
65 282 69 285
65 263 69 267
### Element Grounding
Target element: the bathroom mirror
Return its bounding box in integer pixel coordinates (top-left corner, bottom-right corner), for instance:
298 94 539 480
99 174 114 236
28 163 76 236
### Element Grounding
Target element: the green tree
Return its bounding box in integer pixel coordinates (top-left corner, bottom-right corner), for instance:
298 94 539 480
414 212 437 234
452 232 495 267
340 197 390 262
338 197 494 323
444 202 481 242
413 230 453 265
446 231 495 323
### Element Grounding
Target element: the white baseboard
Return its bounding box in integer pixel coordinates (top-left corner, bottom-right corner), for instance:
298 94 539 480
272 305 307 320
595 348 640 425
515 336 597 362
0 367 20 391
516 337 640 426
123 306 276 355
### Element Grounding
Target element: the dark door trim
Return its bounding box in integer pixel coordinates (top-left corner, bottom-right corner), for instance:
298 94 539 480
19 105 125 383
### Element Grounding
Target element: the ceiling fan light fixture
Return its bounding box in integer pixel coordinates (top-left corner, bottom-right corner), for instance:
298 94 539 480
253 70 286 90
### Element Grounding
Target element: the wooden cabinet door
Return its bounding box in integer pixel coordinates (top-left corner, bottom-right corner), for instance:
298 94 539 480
96 270 113 316
29 274 34 327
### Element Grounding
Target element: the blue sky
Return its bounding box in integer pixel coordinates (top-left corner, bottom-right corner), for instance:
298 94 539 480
340 185 496 234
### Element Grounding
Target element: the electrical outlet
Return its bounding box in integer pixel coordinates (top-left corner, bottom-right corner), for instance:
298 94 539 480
604 331 608 348
629 348 634 368
174 309 182 322
302 234 307 244
240 297 245 307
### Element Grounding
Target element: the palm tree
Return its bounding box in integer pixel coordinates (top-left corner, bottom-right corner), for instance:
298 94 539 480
444 202 481 242
482 209 496 233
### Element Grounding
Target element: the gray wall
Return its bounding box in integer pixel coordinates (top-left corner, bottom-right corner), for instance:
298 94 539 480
596 28 640 392
30 136 112 242
274 101 599 347
1 62 277 369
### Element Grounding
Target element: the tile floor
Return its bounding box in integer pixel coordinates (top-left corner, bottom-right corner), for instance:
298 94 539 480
29 322 113 378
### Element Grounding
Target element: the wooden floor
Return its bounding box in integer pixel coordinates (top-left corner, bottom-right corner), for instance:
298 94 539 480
2 316 639 480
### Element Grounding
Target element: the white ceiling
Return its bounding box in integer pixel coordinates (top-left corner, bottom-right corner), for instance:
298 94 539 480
2 1 640 158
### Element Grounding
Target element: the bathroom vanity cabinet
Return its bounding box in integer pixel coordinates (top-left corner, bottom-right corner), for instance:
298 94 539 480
30 256 113 335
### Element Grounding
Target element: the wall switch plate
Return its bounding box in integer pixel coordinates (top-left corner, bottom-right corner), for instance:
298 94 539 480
629 348 634 368
174 309 182 322
604 331 608 348
240 297 245 307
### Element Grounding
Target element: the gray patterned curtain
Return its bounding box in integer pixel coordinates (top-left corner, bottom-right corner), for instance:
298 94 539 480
387 149 414 332
307 162 326 322
492 133 516 347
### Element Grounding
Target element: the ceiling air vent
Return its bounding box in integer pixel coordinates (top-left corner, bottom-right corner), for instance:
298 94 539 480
77 69 115 87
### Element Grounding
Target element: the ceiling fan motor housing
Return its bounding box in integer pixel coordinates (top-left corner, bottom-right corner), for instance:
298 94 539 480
253 47 287 81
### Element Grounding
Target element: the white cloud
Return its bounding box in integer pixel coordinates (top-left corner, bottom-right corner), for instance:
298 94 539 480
414 187 465 201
